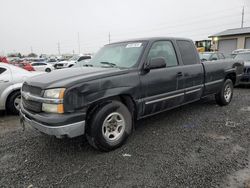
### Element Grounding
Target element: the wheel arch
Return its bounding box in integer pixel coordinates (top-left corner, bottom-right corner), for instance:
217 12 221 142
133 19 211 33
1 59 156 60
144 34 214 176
5 89 21 109
225 72 236 86
1 84 22 110
86 94 137 127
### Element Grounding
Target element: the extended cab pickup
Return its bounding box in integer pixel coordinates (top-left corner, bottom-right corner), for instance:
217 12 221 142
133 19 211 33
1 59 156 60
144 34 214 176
20 37 244 151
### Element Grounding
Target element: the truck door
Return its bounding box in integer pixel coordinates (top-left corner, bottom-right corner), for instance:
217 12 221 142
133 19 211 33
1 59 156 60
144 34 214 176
140 40 185 116
176 40 204 104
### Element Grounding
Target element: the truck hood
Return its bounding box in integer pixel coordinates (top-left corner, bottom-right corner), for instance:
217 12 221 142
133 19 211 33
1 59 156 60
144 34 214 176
25 67 127 89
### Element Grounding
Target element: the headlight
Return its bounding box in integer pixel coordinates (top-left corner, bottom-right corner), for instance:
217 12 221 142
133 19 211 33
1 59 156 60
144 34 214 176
44 88 65 99
42 88 65 113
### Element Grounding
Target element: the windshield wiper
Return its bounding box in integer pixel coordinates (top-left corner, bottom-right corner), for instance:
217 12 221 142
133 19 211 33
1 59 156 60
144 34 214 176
99 61 117 67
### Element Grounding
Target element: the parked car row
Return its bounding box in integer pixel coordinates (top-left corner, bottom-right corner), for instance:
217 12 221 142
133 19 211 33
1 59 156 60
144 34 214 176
54 55 92 69
0 55 92 72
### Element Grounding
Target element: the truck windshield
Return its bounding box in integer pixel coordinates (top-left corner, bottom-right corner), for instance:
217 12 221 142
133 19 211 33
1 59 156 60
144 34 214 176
234 53 250 61
89 42 145 68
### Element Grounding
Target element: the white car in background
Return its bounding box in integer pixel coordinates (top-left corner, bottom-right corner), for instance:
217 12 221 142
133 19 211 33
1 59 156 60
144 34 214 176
30 62 55 72
54 55 91 69
0 63 43 114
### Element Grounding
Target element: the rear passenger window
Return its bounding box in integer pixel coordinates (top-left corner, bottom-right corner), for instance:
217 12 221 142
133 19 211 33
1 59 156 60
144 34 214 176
0 67 6 74
148 41 178 67
177 40 198 65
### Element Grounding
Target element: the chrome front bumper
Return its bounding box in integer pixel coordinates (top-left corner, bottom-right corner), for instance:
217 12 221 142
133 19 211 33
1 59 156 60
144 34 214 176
20 110 85 138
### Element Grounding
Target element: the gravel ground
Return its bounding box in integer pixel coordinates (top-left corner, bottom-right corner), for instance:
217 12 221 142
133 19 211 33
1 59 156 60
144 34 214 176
0 88 250 188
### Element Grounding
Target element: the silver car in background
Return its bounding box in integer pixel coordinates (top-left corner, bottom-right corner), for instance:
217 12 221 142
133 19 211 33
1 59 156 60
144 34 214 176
0 63 43 114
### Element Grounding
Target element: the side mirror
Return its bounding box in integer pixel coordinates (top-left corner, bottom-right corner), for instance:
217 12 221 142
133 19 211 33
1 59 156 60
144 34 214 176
144 57 166 70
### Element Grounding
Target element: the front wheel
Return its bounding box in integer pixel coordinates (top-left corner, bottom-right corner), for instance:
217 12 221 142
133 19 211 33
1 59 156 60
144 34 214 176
86 101 132 151
215 79 233 106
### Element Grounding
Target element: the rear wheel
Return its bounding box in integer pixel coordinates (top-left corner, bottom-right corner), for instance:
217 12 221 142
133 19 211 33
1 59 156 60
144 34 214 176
215 79 233 106
6 91 21 115
86 101 132 151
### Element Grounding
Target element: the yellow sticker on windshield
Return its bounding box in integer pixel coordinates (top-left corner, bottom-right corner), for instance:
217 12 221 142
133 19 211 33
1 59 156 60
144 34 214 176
126 43 142 48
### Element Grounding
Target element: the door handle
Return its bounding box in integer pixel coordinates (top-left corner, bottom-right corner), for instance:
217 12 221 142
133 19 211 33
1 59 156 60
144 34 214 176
177 72 183 77
0 80 9 83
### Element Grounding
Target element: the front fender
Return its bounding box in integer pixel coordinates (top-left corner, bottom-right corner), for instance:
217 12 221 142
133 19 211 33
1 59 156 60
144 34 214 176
0 83 22 110
63 71 141 112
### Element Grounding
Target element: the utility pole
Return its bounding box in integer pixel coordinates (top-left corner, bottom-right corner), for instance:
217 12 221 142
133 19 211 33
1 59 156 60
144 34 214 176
241 6 245 28
108 32 111 44
78 32 81 54
30 46 33 53
57 42 61 55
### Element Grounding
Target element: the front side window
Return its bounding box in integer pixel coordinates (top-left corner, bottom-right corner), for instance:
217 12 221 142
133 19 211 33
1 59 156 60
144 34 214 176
0 67 6 74
148 41 178 67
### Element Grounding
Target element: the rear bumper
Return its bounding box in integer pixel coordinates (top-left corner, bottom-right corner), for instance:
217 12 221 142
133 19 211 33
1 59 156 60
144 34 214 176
20 105 86 138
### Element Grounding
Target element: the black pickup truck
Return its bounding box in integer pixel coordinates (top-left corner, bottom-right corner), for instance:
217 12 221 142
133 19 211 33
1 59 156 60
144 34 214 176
20 37 244 151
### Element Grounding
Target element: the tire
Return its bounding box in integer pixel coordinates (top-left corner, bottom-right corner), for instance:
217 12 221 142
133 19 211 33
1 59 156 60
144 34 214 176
45 68 51 72
215 79 233 106
6 91 21 115
86 101 132 151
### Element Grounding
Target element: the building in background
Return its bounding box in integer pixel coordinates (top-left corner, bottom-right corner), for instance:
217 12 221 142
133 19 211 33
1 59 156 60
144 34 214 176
209 27 250 57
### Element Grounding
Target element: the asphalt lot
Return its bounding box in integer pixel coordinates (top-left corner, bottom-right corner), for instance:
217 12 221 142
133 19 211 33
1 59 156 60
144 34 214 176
0 88 250 187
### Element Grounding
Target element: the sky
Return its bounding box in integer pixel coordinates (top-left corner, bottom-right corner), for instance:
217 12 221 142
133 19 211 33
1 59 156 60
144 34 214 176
0 0 250 55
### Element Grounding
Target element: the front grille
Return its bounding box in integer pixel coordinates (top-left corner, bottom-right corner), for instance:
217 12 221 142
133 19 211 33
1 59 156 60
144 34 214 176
22 83 42 96
22 83 43 112
22 98 42 112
